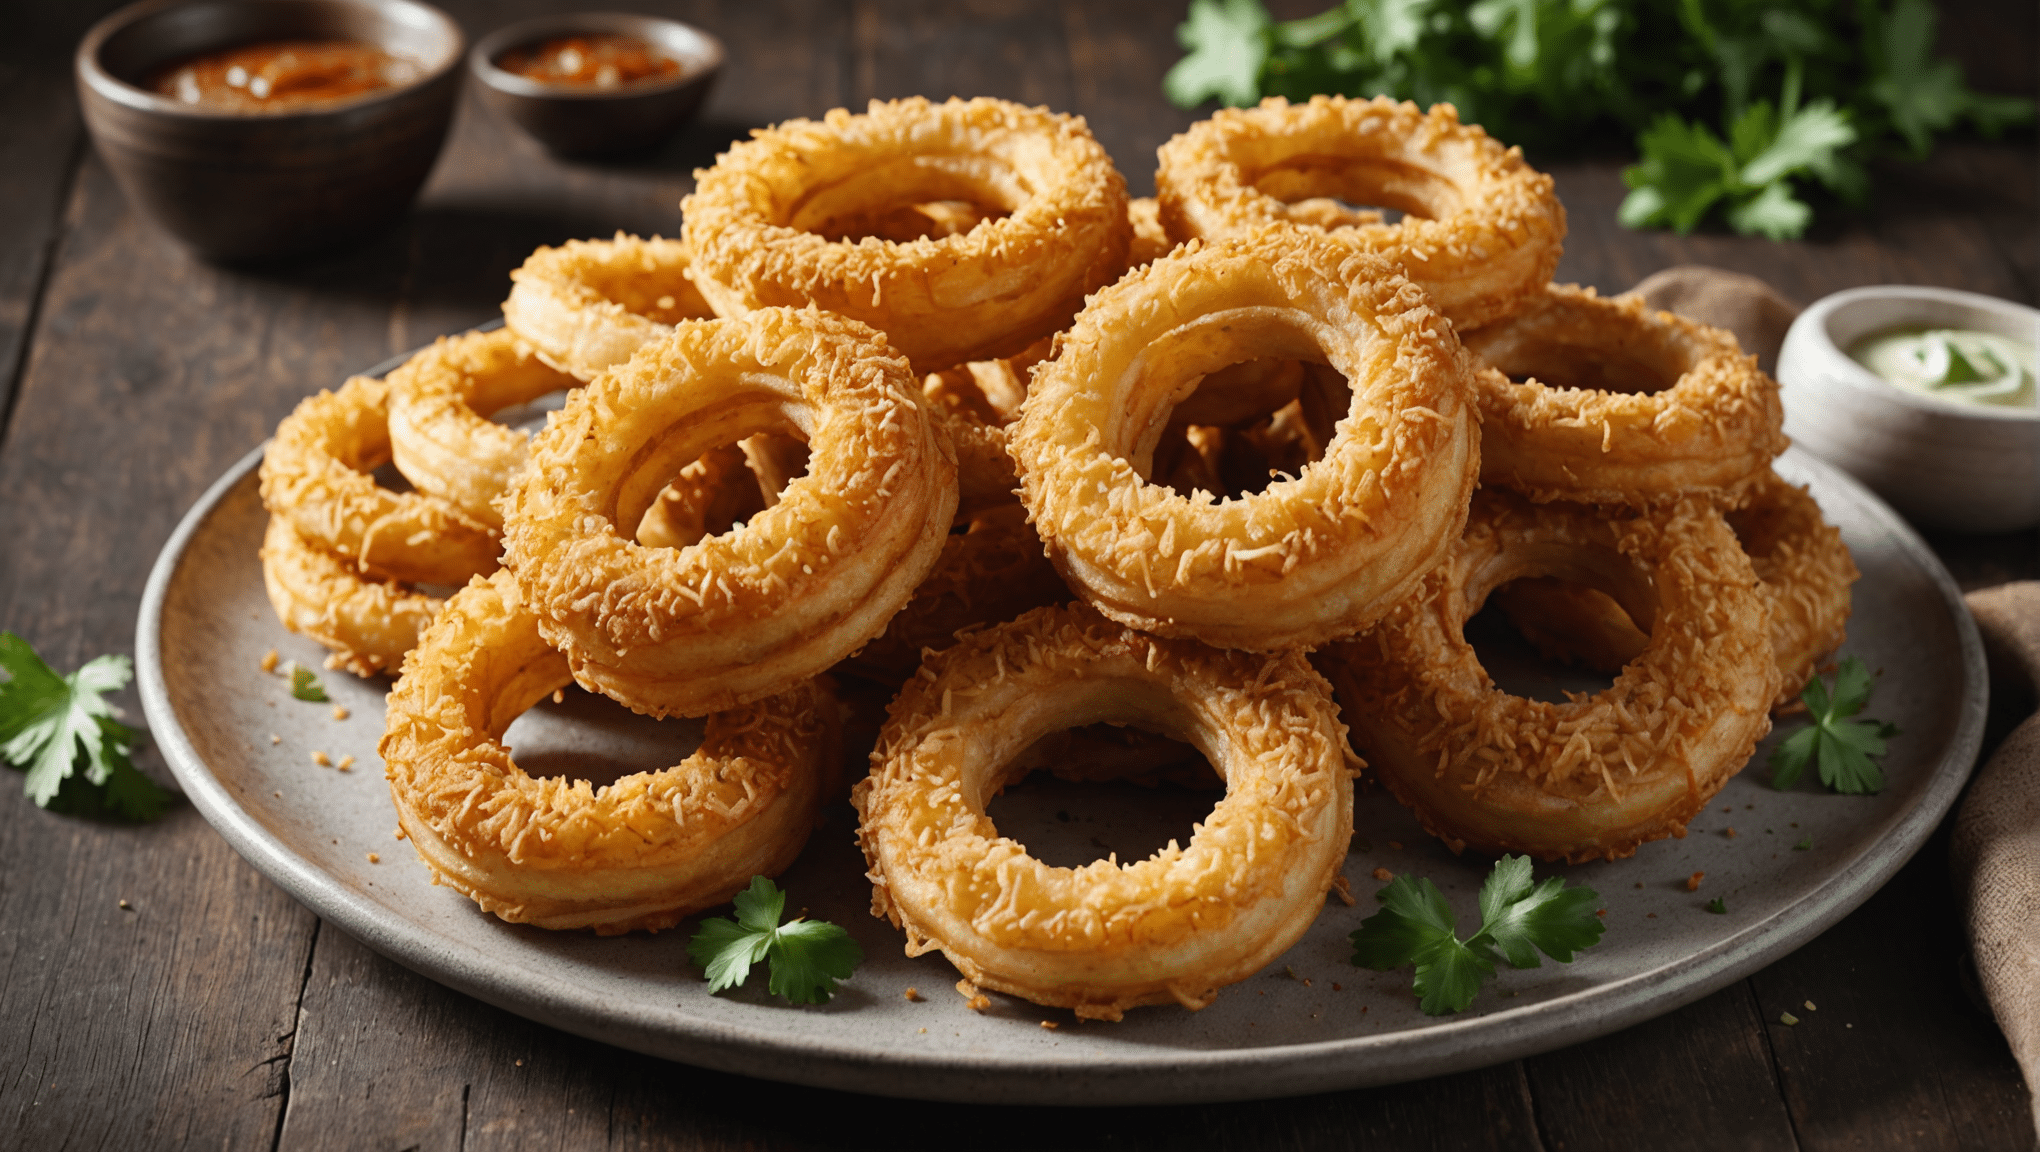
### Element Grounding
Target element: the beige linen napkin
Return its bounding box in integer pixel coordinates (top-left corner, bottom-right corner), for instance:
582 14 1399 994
1953 583 2040 1127
1627 265 1801 373
1633 268 2040 1120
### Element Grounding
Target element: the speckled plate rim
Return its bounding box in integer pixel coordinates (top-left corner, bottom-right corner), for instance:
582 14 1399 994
137 429 1986 1107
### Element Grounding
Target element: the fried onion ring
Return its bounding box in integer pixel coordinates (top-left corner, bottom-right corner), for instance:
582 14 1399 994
259 373 499 585
853 604 1355 1021
1465 283 1786 504
922 334 1052 512
500 307 958 718
259 516 441 677
1496 471 1856 708
1156 96 1565 330
1126 196 1174 267
384 327 578 530
501 232 716 381
838 503 1069 683
682 96 1131 371
380 570 838 934
1318 490 1777 863
1009 228 1479 650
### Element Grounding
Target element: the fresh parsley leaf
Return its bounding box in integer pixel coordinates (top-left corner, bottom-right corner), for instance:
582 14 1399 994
1351 855 1603 1015
0 633 168 821
686 876 862 1005
1863 0 2035 157
1768 656 1898 794
1620 112 1736 233
1477 855 1606 967
1166 0 2032 239
288 664 329 703
1706 897 1727 914
1165 0 1274 108
1794 836 1813 850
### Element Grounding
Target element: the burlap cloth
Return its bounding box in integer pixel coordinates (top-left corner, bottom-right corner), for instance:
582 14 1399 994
1632 266 2040 1125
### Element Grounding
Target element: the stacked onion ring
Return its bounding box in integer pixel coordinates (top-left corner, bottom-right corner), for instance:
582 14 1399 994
499 306 958 718
855 604 1356 1021
1008 227 1479 650
380 571 839 933
682 96 1131 372
1156 95 1565 330
258 373 498 674
1318 491 1779 862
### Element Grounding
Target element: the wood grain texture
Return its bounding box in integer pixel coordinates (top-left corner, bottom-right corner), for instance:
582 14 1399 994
1524 983 1800 1152
0 0 2035 1148
1751 826 2039 1151
0 1 124 437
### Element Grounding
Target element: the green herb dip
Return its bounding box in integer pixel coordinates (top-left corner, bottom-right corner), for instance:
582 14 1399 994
1847 326 2036 409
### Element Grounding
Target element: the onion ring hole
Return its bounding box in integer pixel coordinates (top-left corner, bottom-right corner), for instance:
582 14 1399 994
1482 337 1685 396
1474 578 1646 703
630 433 810 550
1133 313 1356 502
980 724 1222 870
1247 153 1454 231
791 161 1019 245
499 683 706 793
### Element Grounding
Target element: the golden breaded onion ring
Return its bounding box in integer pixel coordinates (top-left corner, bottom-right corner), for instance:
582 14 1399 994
853 604 1355 1021
385 327 578 530
1156 96 1564 330
1319 491 1778 864
380 570 838 934
1731 471 1857 705
1466 283 1786 504
921 334 1052 513
259 374 499 585
682 96 1131 371
1126 196 1173 267
1008 228 1479 650
838 503 1068 683
500 307 958 718
1498 470 1857 709
259 516 441 677
501 232 716 381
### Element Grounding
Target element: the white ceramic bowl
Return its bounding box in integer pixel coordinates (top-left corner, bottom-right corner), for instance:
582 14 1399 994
1776 285 2039 533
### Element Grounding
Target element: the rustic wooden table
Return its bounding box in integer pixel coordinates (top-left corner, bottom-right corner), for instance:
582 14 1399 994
3 1 2036 1147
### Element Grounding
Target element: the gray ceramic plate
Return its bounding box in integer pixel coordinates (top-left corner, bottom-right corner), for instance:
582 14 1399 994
137 420 1983 1104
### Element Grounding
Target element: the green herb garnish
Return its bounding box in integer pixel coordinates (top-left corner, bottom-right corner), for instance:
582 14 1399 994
287 663 328 703
1768 657 1897 794
1706 897 1728 914
0 633 168 820
687 876 863 1005
1163 0 2032 240
1350 855 1603 1015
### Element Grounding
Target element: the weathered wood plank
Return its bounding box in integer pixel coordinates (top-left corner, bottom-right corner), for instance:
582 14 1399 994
284 926 1544 1152
0 2 123 438
1751 826 2038 1151
1524 983 1800 1152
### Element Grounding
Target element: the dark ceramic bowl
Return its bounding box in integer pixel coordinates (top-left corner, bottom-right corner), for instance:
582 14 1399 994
470 13 723 159
77 0 462 263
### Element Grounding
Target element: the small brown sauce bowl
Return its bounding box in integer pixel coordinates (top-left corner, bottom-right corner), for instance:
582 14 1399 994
470 13 723 159
76 0 463 263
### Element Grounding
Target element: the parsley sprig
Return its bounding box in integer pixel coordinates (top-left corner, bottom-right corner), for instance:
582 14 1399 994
287 663 328 702
1166 0 2032 240
0 633 169 821
687 876 863 1005
1351 855 1603 1015
1768 656 1897 794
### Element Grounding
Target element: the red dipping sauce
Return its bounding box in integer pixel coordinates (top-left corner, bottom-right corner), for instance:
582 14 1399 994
150 39 423 113
495 35 682 89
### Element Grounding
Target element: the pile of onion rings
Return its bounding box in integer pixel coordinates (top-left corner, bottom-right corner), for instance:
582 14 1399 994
1155 95 1565 330
240 88 1855 1027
